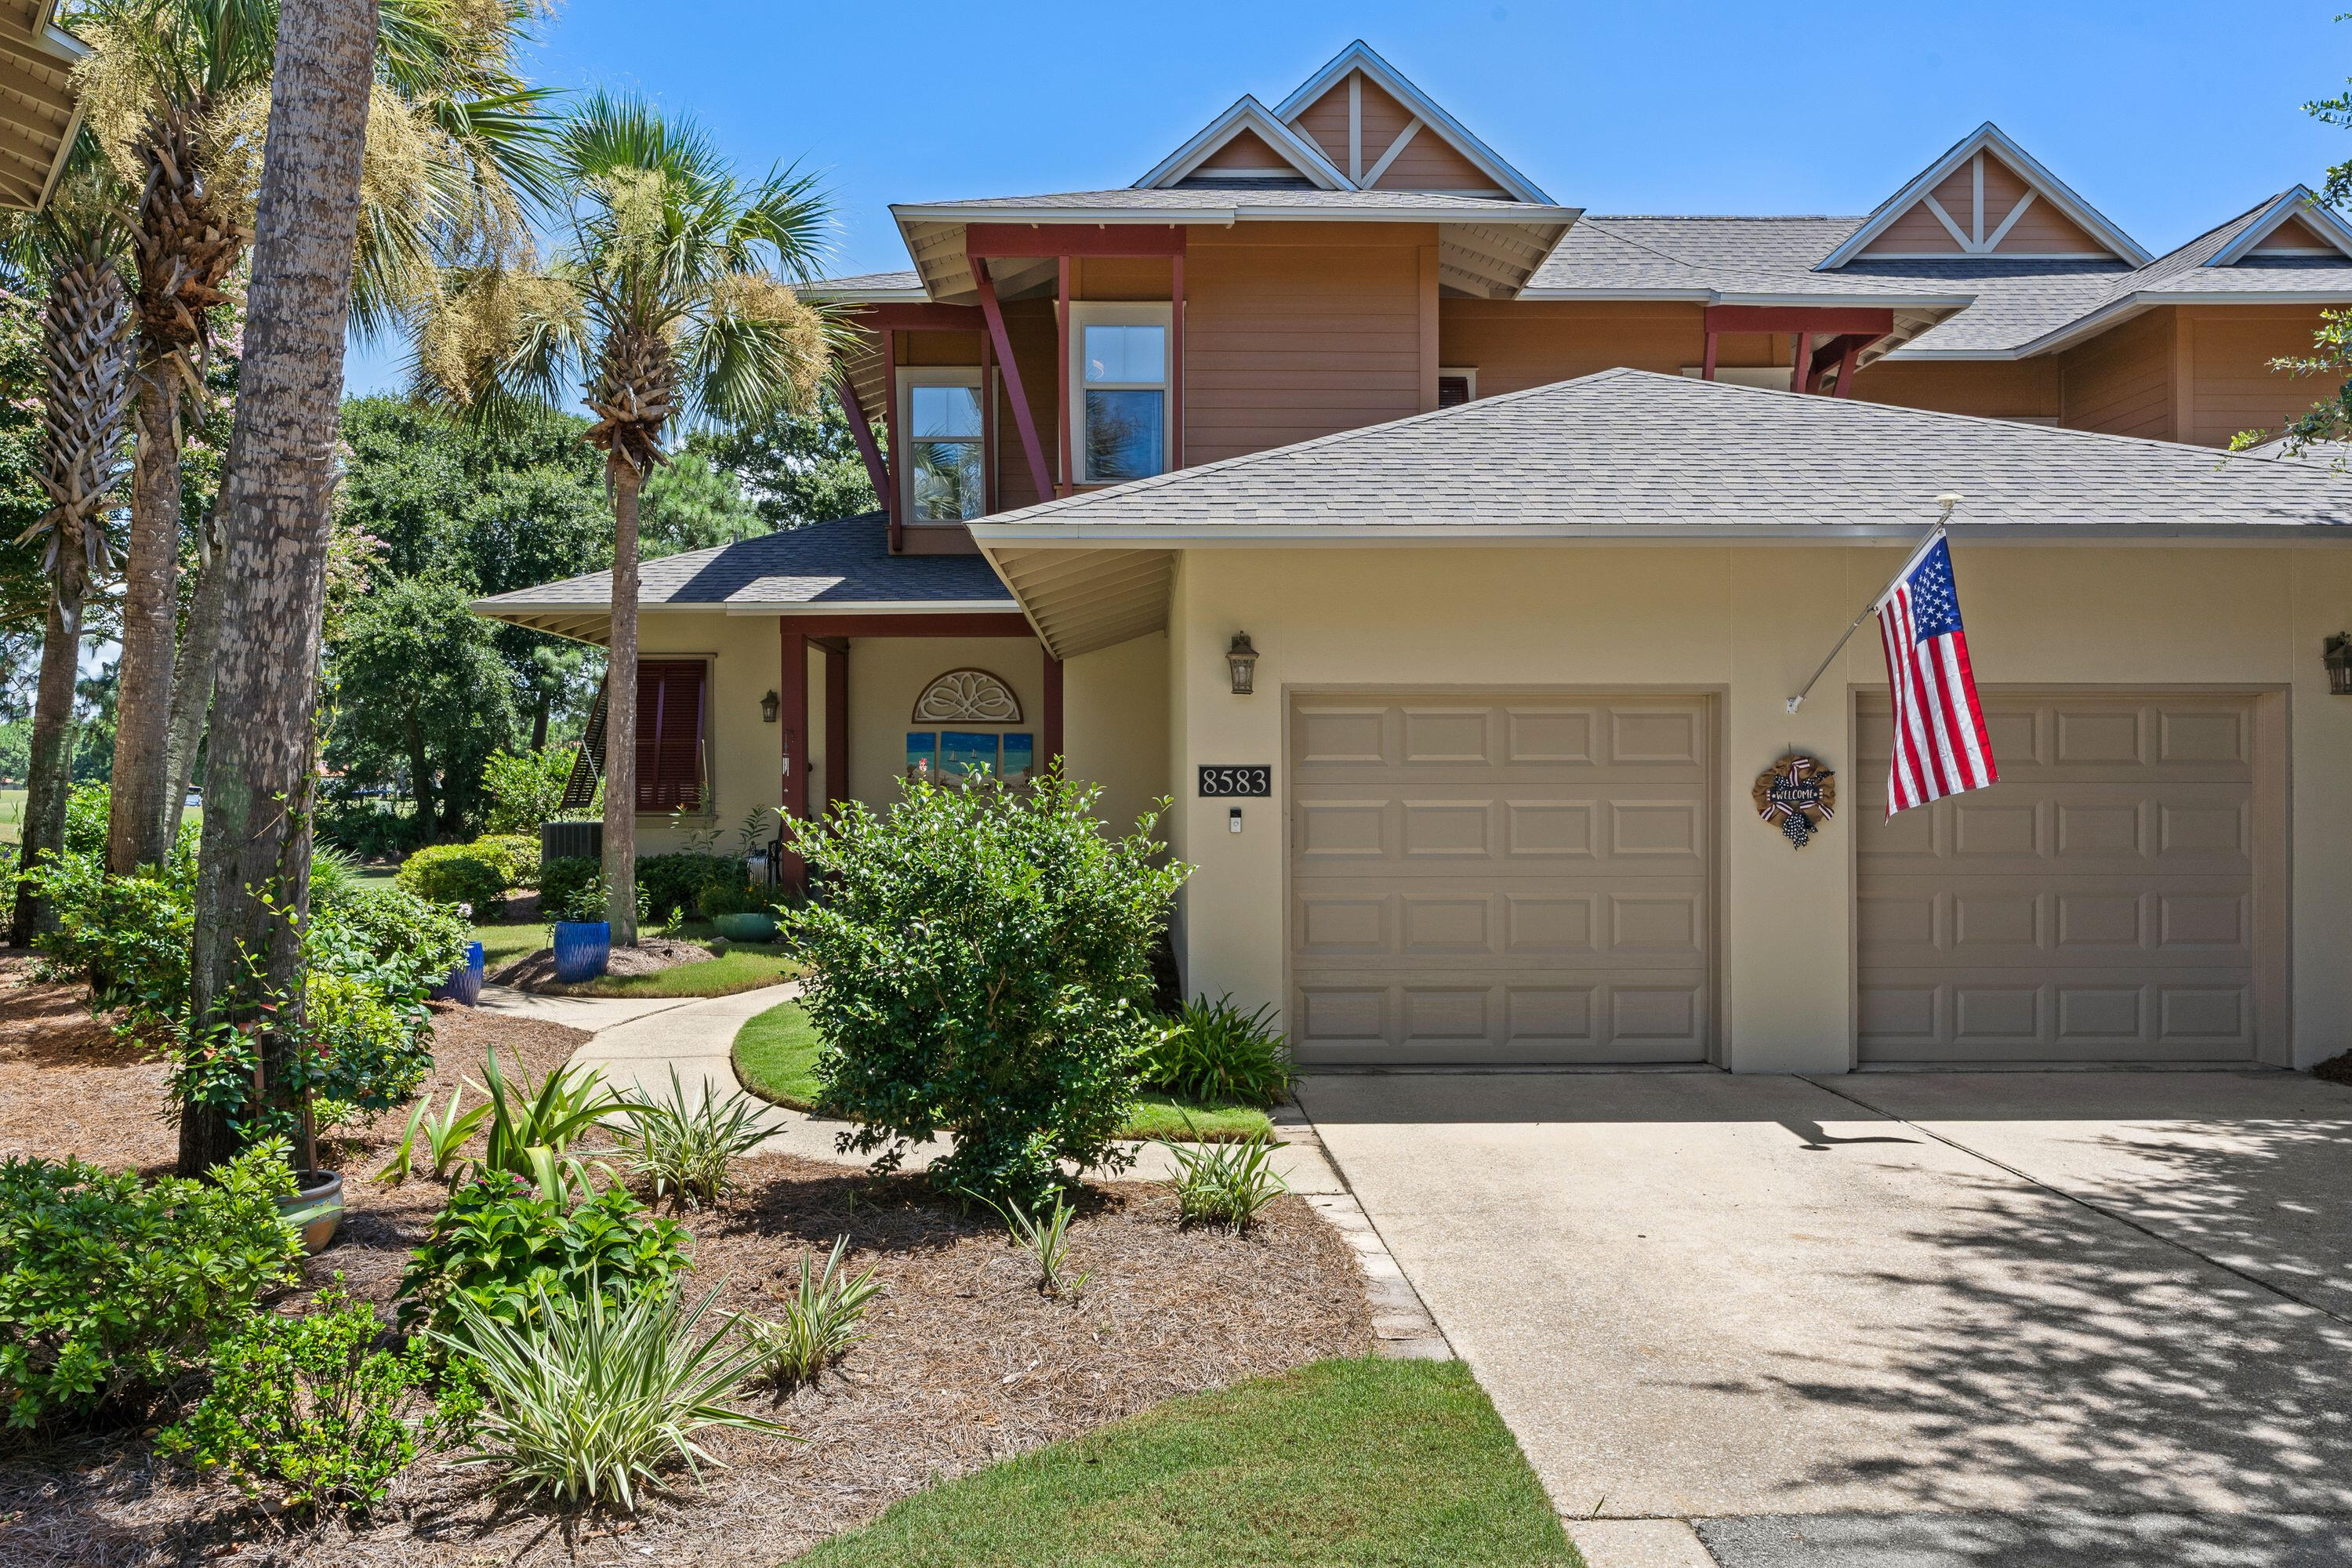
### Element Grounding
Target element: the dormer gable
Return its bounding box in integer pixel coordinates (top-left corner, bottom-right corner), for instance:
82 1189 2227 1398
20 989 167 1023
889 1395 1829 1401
1134 95 1352 191
2205 187 2352 266
1818 123 2150 269
1272 41 1552 202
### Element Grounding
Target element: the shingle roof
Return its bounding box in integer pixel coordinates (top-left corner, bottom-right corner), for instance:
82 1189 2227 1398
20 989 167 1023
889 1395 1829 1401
974 367 2352 537
800 268 922 299
894 187 1559 216
473 513 1014 638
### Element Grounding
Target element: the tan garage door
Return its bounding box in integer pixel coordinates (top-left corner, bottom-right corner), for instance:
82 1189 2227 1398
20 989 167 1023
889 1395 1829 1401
1856 693 2264 1064
1288 693 1713 1065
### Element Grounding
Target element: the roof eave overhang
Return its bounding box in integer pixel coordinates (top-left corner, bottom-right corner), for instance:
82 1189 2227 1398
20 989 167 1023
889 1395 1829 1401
978 523 2352 544
1896 285 2352 361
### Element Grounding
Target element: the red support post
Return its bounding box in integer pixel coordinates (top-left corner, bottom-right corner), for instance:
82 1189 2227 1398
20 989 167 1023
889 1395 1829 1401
1055 255 1073 497
979 321 996 514
836 369 890 522
1835 336 1863 398
1043 651 1064 773
971 259 1053 510
880 330 902 552
1789 332 1812 395
1700 329 1718 381
1171 252 1185 470
779 629 808 888
822 641 848 812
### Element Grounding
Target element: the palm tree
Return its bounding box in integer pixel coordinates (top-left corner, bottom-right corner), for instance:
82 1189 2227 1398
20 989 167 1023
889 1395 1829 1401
67 0 554 873
2 155 136 942
414 93 837 946
179 0 379 1177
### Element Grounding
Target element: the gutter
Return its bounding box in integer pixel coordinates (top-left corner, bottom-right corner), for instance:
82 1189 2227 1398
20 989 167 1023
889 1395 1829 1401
976 522 2352 546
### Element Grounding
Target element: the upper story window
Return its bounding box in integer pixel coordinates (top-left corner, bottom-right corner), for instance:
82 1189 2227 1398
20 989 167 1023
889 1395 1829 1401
1071 303 1172 484
902 368 985 522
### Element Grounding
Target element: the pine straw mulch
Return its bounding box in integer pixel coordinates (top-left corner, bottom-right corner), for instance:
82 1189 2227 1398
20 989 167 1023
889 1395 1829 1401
0 971 1371 1568
489 936 713 993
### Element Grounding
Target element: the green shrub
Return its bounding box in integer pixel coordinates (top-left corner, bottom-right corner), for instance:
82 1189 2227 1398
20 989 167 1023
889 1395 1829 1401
697 875 768 919
394 841 511 911
30 849 194 1024
316 797 427 861
0 1143 301 1428
540 852 739 925
470 833 541 891
786 771 1188 1205
396 1175 690 1339
62 781 109 856
1142 995 1294 1108
481 747 573 836
1163 1127 1289 1233
740 1236 880 1388
432 1276 786 1512
158 1283 461 1518
315 884 471 995
301 966 436 1115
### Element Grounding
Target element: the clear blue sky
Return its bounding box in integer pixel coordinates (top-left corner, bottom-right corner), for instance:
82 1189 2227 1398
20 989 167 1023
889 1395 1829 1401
341 0 2352 395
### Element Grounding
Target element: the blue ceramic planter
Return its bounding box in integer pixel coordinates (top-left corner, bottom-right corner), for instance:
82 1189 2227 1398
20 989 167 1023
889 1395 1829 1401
552 920 611 984
431 940 485 1006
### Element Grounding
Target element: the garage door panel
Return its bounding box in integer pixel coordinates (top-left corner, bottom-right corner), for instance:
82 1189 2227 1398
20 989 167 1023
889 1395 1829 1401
1857 692 2258 1065
1292 692 1711 1064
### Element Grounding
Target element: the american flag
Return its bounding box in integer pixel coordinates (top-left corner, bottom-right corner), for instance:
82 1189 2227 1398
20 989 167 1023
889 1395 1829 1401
1875 532 1996 815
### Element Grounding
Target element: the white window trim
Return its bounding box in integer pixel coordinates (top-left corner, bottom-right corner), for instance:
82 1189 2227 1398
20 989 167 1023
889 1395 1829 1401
1439 365 1478 402
897 365 986 524
1068 301 1174 486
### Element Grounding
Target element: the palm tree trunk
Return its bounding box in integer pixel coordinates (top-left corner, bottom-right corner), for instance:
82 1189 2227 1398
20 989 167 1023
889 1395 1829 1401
109 361 180 873
161 526 228 844
13 585 82 944
180 0 379 1176
603 457 641 946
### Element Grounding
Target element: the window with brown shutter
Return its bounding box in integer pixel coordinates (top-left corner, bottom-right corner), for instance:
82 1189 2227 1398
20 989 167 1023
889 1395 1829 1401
635 660 708 813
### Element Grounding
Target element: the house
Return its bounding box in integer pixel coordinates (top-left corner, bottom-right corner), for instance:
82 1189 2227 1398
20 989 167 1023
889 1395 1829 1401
476 42 2352 1074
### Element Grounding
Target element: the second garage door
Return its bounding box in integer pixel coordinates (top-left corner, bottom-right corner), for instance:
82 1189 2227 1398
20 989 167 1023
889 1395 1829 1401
1856 692 2268 1064
1288 692 1714 1065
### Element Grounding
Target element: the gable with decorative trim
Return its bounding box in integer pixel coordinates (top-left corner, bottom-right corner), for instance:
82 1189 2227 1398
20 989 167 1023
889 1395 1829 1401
1819 122 2150 270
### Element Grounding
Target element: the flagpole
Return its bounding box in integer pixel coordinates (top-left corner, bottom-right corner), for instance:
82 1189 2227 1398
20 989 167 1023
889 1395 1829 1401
1783 494 1962 715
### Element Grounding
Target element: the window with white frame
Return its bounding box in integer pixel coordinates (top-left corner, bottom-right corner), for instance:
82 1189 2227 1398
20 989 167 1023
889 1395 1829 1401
1069 303 1171 484
900 368 985 522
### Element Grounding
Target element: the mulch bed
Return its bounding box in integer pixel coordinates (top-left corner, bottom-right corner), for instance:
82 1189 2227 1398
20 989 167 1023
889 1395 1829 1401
2314 1051 2352 1087
490 935 713 993
0 966 1371 1567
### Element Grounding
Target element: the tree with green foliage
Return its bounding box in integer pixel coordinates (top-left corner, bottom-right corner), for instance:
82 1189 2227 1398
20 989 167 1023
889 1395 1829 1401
328 574 521 837
412 93 838 946
684 385 876 528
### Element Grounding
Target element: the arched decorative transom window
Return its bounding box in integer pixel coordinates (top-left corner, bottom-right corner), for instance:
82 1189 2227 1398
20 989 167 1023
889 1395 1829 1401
906 668 1033 786
911 669 1023 724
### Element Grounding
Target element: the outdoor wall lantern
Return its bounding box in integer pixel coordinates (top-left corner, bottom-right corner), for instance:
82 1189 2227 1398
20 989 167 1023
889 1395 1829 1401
1226 632 1261 696
760 688 781 724
2329 635 2352 696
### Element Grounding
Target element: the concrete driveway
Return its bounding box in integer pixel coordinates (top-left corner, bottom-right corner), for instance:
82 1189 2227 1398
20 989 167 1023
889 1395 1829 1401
1295 1069 2352 1567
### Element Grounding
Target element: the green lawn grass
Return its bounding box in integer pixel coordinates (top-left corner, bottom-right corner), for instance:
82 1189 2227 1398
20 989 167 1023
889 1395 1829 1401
470 917 802 998
795 1357 1579 1568
0 787 23 847
731 999 1276 1142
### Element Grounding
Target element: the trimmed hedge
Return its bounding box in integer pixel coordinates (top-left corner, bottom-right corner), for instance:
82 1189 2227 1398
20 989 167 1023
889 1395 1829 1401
394 835 539 910
539 853 743 924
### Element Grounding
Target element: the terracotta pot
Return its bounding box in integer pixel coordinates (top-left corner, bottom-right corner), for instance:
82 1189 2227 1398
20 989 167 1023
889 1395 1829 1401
278 1170 343 1254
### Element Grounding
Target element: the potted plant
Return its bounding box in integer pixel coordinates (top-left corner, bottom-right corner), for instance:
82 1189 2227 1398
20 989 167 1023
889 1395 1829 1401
701 875 778 943
550 876 612 983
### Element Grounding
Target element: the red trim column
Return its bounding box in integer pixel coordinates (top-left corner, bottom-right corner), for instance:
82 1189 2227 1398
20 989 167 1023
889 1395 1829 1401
979 322 996 514
1055 256 1073 497
1789 332 1813 395
823 641 848 812
837 370 890 518
1171 251 1185 470
1043 650 1064 775
1700 329 1718 381
973 260 1052 510
1834 337 1863 398
779 628 808 889
880 330 902 552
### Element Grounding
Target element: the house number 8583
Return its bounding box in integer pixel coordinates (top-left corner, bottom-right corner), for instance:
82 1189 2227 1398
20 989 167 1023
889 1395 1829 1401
1197 765 1272 797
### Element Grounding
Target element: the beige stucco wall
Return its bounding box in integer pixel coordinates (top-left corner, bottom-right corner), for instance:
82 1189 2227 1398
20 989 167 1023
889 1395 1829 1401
1155 543 2352 1073
1064 631 1171 840
844 637 1048 807
631 611 791 856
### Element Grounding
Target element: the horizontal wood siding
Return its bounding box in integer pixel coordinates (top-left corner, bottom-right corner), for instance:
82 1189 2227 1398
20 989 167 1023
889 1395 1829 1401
1198 129 1291 172
2059 307 2175 440
1440 299 1703 391
996 299 1058 508
1864 199 1964 256
2181 303 2336 448
1848 358 2060 420
1185 223 1432 463
1292 79 1357 174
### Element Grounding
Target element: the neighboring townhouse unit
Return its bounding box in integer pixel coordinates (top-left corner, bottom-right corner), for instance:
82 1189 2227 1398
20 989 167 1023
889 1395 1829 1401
480 43 2352 1075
